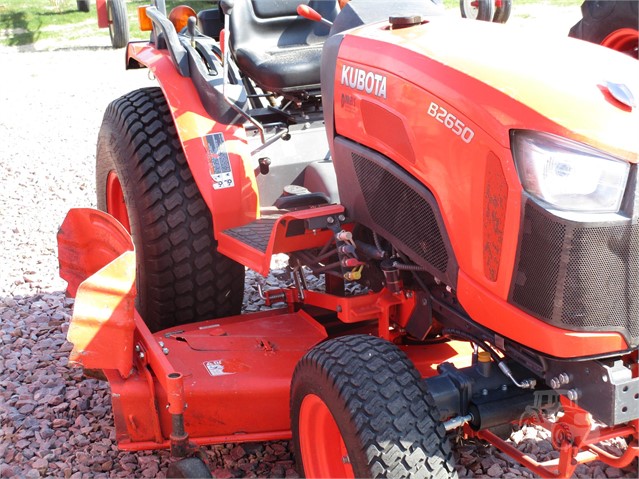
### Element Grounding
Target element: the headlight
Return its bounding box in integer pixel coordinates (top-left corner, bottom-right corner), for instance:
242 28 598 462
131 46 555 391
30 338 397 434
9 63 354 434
511 130 630 213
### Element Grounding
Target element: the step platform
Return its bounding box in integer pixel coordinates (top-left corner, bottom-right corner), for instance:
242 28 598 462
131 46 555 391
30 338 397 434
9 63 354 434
217 204 346 276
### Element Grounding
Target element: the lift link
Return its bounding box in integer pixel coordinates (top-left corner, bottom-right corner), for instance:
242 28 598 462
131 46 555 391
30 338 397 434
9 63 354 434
167 372 191 458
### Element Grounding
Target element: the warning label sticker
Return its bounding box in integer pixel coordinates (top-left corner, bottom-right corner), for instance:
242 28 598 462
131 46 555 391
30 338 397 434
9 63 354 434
204 360 235 377
203 133 235 190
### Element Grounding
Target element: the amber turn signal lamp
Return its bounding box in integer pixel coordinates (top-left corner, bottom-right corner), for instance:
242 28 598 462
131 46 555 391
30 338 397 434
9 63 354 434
169 5 197 33
137 6 153 32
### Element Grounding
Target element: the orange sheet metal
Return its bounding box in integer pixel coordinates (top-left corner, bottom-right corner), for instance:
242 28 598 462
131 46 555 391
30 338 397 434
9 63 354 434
67 251 136 378
58 208 133 297
59 208 136 378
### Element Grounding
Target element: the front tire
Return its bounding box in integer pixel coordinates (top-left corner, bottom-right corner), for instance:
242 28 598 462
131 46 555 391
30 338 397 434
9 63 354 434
460 0 494 21
96 87 245 332
291 335 457 479
107 0 129 49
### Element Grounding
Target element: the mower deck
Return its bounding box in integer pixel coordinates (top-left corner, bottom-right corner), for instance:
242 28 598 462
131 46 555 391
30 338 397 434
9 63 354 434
106 307 329 449
59 208 477 450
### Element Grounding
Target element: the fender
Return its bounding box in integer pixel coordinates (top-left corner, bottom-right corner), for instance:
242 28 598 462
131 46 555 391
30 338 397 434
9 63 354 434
124 42 259 234
96 0 108 29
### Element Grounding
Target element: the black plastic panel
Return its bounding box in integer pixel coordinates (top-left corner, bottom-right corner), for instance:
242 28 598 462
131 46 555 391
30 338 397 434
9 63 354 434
332 137 457 287
510 197 639 347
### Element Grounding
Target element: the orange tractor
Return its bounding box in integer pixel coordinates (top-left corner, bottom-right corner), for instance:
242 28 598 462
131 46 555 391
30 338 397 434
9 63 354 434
58 0 639 477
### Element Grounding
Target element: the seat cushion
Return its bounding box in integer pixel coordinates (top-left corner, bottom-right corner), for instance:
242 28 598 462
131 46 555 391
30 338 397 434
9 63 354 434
235 44 323 92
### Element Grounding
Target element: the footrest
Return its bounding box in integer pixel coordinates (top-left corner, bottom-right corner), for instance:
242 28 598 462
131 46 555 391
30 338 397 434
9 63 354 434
223 216 279 254
217 204 346 276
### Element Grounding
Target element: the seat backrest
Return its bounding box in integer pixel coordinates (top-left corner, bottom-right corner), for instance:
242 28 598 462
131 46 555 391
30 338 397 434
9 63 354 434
228 0 338 57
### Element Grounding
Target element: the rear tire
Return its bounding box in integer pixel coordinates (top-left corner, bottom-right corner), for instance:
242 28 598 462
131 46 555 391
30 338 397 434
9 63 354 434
77 0 90 12
291 335 457 478
460 0 494 21
492 0 512 23
96 87 245 332
569 1 639 57
107 0 129 49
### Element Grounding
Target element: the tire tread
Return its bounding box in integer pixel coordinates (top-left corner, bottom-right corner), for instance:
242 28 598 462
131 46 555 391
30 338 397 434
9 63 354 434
96 87 244 331
293 335 457 479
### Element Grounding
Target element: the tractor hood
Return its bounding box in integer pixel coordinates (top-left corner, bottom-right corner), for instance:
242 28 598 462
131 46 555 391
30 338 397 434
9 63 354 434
341 17 639 162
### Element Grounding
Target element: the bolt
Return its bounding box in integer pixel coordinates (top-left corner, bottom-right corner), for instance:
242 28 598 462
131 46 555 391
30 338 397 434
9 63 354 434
158 341 165 348
405 291 413 298
566 389 580 402
135 345 140 352
481 388 488 396
558 372 570 385
550 377 561 389
326 216 335 224
342 455 350 464
556 430 565 443
421 297 428 306
338 214 346 222
162 347 169 355
139 351 145 359
501 384 508 392
446 285 452 293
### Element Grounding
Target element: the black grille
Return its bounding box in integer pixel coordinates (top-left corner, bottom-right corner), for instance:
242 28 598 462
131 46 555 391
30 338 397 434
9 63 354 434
562 226 639 339
511 206 566 320
511 200 639 347
352 152 449 273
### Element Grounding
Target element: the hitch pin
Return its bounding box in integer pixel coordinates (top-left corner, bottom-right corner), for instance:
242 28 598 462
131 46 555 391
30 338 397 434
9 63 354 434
256 283 287 303
257 283 267 300
444 414 473 432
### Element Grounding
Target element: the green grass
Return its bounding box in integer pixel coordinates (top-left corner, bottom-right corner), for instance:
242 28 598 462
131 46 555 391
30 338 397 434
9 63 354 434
0 0 216 47
0 0 89 46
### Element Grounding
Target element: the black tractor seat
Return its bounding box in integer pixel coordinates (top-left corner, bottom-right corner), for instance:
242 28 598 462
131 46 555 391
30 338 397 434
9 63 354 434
228 0 339 94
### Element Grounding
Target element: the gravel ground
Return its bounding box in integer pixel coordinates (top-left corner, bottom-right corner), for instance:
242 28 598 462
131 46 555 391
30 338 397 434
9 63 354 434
1 4 638 478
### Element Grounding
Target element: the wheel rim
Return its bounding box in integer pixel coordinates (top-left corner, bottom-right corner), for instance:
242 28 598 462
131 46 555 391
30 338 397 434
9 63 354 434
462 0 480 20
299 394 355 479
601 28 639 58
106 171 131 232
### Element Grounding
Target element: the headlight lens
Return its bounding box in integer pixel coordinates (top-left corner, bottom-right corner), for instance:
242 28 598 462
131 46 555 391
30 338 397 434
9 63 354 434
512 131 630 213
